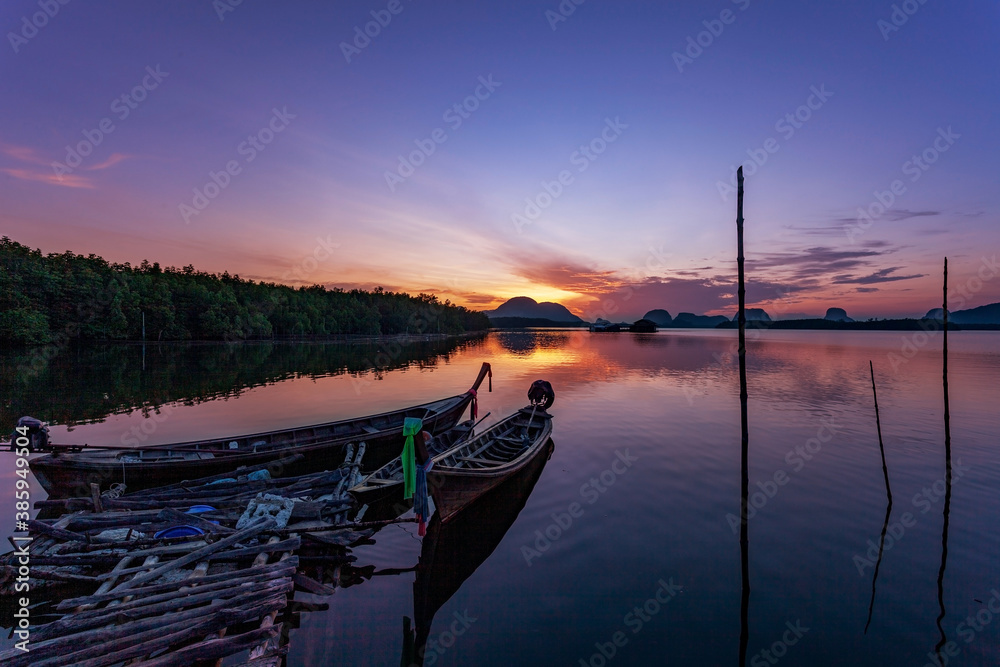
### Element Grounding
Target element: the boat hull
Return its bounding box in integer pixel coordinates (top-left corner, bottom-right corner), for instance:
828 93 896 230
428 417 553 523
30 393 474 497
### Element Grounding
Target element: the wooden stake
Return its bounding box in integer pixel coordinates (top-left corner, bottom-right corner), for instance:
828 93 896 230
864 360 893 634
869 361 891 504
91 483 104 513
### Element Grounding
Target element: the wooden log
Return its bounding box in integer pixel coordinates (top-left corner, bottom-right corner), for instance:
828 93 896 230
74 556 134 613
302 528 372 547
108 517 275 594
33 541 210 568
62 511 166 532
63 579 292 632
66 532 207 553
33 584 291 646
126 624 283 667
293 572 337 595
27 519 91 543
13 601 285 667
92 536 299 579
28 568 100 584
248 544 297 659
229 647 289 667
57 558 297 609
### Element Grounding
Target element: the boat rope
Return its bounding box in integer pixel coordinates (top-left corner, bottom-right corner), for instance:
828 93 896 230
401 417 423 500
414 460 431 537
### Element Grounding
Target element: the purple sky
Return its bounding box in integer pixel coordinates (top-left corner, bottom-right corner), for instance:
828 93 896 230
2 1 998 320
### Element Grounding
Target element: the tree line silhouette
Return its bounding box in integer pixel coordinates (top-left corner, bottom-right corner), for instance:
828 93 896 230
0 237 489 344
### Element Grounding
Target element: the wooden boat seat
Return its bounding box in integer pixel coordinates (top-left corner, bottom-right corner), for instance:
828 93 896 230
457 456 502 466
497 435 530 445
361 425 380 434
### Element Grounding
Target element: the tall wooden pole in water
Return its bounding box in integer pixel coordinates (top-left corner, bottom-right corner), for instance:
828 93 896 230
737 166 750 666
942 257 950 467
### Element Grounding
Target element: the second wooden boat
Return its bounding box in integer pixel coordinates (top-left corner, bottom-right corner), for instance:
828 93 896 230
427 397 552 523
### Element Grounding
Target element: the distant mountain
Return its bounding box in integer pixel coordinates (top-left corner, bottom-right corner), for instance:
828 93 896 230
643 309 673 326
673 312 729 328
485 297 582 322
824 307 854 323
924 302 1000 324
730 308 771 322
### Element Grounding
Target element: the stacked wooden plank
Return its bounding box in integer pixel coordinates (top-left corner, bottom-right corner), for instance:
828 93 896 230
0 516 294 667
0 442 419 666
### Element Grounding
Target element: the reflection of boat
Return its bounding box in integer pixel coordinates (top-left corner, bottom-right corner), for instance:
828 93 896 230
406 437 554 666
29 363 492 496
427 405 552 523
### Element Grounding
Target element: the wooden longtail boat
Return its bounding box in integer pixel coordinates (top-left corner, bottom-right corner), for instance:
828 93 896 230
427 402 552 523
403 432 554 666
28 363 492 497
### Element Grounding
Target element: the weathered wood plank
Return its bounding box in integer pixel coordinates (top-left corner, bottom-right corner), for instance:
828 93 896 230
108 517 275 593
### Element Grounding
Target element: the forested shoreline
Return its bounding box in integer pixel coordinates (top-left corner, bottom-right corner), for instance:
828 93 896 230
0 237 489 345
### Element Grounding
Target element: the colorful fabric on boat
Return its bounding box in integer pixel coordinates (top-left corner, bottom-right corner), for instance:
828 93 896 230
469 388 478 420
415 459 432 536
402 417 423 500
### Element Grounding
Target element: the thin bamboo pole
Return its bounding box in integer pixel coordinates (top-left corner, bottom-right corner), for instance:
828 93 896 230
870 361 891 503
864 360 892 634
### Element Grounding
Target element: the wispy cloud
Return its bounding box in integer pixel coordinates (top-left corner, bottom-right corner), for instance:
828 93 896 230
86 153 129 171
1 143 128 189
504 252 625 296
831 266 924 284
832 209 940 223
1 144 50 166
2 168 94 189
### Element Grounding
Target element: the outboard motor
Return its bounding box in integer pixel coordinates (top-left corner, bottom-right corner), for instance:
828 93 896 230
527 380 555 410
11 416 49 452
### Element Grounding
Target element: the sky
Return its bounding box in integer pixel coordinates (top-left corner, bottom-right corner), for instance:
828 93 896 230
1 0 998 320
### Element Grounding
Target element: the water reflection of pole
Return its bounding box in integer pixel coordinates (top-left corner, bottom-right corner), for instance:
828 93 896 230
934 258 953 659
864 360 892 634
736 166 750 667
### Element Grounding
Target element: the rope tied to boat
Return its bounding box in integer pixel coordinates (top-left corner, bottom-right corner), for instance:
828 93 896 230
414 459 431 537
402 417 423 500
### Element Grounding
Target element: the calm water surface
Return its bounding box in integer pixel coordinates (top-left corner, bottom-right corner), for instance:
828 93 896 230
3 331 999 665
